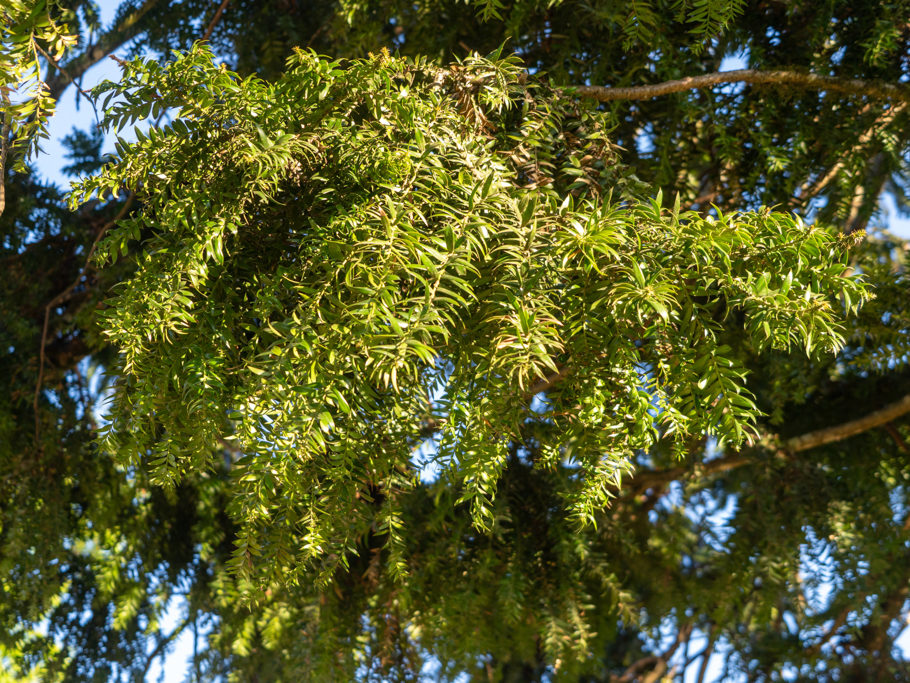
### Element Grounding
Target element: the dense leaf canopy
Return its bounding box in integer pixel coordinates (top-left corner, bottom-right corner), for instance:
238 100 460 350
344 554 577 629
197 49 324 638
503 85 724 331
3 0 910 681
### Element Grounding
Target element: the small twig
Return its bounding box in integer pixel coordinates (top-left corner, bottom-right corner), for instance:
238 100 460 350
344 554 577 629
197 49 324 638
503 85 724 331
33 41 100 124
573 69 910 104
34 193 134 445
202 0 231 42
139 614 193 681
46 0 164 101
808 604 853 656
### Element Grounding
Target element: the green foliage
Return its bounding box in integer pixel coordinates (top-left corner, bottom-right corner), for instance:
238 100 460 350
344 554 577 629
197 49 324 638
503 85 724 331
70 45 866 593
0 0 76 170
3 0 910 680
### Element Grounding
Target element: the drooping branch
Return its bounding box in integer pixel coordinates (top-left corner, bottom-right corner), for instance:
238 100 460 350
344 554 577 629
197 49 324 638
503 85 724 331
45 0 165 101
784 393 910 453
573 70 910 103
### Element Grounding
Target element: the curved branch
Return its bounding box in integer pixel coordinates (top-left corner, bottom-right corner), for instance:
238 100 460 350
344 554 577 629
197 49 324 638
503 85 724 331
46 0 165 101
573 70 910 103
785 393 910 453
621 392 910 492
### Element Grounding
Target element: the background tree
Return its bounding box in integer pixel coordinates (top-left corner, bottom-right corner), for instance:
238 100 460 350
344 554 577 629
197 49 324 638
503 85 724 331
2 1 910 681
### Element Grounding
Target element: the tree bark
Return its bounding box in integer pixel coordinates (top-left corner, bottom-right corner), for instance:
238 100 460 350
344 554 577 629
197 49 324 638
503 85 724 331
785 393 910 453
573 70 910 103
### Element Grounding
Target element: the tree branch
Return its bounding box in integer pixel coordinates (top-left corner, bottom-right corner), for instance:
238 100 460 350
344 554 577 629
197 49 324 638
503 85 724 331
784 392 910 453
808 603 854 656
34 194 134 445
528 363 570 396
139 614 193 681
793 104 906 205
694 625 716 683
616 623 692 682
33 41 98 121
202 0 231 42
623 453 752 496
610 390 910 505
45 0 165 101
573 70 910 104
856 552 910 658
0 89 10 217
884 422 910 453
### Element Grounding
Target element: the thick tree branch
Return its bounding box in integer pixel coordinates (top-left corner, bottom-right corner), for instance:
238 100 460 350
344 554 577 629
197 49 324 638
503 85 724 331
694 625 717 683
619 391 910 495
573 70 910 103
784 392 910 453
45 0 165 101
